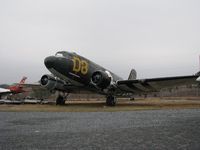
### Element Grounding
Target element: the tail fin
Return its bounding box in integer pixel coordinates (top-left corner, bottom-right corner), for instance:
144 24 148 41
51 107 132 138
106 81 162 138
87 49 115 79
128 69 137 80
19 77 27 84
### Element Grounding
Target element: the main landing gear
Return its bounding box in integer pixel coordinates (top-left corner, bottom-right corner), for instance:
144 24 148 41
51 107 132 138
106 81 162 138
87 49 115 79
56 92 69 105
106 95 116 106
56 95 65 105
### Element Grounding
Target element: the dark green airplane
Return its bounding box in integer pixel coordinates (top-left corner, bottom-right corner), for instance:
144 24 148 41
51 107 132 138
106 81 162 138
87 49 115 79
39 51 200 106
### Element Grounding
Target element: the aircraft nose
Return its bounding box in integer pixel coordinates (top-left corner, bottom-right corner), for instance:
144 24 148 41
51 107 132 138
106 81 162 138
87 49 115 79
44 56 56 68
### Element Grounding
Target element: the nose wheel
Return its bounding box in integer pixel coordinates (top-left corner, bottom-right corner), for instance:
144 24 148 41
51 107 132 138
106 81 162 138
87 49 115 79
106 95 116 106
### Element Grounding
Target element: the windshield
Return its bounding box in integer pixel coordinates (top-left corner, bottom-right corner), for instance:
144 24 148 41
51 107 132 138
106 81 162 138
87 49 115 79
55 51 73 59
55 52 64 57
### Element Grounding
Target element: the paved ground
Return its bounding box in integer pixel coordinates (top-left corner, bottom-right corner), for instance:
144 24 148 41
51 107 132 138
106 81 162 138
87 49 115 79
0 109 200 150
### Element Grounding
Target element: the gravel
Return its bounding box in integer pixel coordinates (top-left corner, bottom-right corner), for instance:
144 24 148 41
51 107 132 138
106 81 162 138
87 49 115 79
0 109 200 150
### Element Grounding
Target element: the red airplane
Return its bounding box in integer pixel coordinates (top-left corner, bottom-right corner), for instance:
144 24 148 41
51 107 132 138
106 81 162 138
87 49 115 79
8 77 27 93
0 77 27 99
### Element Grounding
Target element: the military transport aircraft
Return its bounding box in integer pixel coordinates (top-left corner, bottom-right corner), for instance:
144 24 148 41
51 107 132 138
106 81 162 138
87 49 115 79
32 51 200 106
0 77 27 99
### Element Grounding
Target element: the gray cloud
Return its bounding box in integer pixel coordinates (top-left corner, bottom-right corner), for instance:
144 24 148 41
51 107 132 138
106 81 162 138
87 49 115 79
0 0 200 83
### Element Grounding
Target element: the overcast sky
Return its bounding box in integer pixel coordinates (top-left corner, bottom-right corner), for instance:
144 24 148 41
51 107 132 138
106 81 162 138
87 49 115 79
0 0 200 84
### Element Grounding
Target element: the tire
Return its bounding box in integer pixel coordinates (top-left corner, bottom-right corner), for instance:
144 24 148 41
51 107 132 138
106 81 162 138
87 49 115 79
56 96 65 105
106 95 116 106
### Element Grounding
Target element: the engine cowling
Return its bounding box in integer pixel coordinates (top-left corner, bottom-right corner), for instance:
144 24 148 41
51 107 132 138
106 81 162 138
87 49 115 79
40 74 66 91
91 71 111 89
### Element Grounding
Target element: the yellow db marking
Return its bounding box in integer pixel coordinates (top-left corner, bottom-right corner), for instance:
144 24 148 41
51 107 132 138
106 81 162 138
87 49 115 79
72 57 88 75
72 57 81 72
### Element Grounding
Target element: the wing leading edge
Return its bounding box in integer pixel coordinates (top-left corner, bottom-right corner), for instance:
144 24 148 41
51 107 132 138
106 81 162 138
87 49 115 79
117 74 199 94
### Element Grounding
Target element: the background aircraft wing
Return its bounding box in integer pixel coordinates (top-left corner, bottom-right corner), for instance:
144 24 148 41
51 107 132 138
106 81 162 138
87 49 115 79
21 83 91 94
0 91 12 95
21 83 42 88
0 88 12 98
20 83 46 92
117 74 200 93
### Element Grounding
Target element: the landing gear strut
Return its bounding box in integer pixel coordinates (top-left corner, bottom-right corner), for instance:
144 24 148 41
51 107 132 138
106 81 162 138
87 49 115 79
106 95 116 106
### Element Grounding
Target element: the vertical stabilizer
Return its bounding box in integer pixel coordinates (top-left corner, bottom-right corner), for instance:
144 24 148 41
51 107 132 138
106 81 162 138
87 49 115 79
128 69 137 80
19 77 27 84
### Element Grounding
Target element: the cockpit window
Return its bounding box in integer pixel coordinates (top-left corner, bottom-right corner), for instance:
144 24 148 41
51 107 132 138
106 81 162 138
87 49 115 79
55 51 72 59
55 52 64 57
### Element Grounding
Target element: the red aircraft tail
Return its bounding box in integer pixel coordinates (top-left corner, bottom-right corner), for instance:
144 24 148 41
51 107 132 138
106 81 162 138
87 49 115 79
19 77 27 84
8 77 28 93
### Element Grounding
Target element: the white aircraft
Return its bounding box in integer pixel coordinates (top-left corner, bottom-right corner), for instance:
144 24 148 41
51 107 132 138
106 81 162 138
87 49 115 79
0 88 11 99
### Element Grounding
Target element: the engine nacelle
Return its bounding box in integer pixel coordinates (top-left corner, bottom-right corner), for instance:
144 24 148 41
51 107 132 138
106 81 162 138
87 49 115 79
91 71 112 89
40 74 66 91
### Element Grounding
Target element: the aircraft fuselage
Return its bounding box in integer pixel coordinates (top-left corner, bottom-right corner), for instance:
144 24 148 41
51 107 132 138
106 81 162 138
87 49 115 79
44 51 123 94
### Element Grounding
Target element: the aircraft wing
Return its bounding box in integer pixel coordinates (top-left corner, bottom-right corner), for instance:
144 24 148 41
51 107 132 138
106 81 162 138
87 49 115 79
21 83 89 94
21 83 42 88
117 74 199 93
20 83 46 92
0 88 11 98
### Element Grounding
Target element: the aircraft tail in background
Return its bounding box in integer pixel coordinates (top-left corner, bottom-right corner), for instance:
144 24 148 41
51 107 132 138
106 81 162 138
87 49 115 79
19 77 27 84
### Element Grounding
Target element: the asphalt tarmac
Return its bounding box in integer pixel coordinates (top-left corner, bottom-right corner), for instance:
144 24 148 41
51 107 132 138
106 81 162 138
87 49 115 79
0 109 200 150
